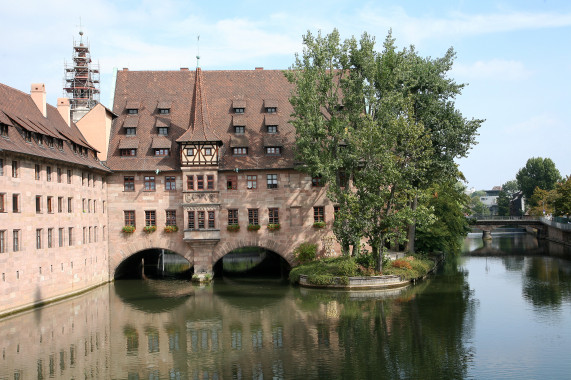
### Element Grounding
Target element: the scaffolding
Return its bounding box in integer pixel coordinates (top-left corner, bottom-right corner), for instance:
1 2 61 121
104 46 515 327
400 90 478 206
63 30 100 122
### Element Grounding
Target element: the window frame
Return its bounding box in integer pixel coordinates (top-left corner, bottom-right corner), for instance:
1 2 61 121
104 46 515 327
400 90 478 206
267 174 278 189
227 175 237 190
145 210 156 227
144 176 156 192
228 209 239 225
314 206 325 223
165 176 176 191
248 208 259 226
124 176 135 192
268 208 279 225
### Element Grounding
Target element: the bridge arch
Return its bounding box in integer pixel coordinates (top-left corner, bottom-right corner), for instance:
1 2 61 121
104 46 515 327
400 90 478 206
212 238 296 268
109 234 190 279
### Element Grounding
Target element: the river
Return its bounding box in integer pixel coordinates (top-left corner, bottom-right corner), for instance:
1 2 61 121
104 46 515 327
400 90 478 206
1 231 570 379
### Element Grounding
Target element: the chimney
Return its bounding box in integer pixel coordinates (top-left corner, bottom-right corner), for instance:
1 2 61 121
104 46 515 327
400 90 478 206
255 67 264 70
31 83 47 117
57 98 71 126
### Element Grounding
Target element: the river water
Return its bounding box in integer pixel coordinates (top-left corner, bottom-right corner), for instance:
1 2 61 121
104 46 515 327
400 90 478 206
1 232 570 379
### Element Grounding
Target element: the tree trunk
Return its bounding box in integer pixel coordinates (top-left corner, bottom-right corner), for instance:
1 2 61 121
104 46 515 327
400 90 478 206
406 196 418 253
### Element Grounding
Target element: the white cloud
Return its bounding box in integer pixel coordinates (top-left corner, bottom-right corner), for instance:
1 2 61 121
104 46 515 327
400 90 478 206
452 59 532 81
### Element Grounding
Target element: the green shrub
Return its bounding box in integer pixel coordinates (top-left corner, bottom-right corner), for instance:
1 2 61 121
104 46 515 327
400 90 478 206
247 224 261 231
122 225 135 233
267 223 281 231
164 225 178 233
227 224 240 232
293 242 317 264
143 225 156 233
312 221 326 228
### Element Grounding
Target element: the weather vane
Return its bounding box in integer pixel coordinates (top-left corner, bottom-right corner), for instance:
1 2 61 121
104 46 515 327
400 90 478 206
196 35 201 68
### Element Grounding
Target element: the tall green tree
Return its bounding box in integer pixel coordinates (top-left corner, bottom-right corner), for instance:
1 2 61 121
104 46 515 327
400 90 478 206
286 29 481 268
497 180 519 216
552 176 571 216
515 157 561 205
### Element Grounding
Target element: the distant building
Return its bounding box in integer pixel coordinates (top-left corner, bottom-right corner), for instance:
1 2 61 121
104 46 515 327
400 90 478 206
480 186 501 215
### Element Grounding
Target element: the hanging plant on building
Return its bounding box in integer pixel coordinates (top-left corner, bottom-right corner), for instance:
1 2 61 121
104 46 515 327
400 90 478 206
312 221 326 229
247 224 261 231
122 225 136 234
267 223 281 231
143 225 157 233
227 224 240 232
164 225 178 233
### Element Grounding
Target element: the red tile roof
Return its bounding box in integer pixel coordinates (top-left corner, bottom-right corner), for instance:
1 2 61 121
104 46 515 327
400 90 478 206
107 68 297 172
0 82 110 172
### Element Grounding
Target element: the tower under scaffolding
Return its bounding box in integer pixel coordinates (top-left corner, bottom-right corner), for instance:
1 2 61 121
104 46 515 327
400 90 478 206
63 30 100 123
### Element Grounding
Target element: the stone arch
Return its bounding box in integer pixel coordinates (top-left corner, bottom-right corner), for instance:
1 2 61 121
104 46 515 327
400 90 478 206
212 237 296 267
109 235 190 277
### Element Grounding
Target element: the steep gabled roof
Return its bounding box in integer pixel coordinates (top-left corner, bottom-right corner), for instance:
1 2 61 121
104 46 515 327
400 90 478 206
176 67 221 143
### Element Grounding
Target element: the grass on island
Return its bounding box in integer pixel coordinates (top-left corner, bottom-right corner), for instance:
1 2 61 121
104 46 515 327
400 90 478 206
289 254 435 286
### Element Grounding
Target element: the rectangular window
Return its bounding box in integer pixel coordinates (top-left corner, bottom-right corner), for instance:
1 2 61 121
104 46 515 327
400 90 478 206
67 169 72 184
165 176 176 191
267 174 278 189
35 164 41 180
187 175 194 190
94 226 98 243
196 175 204 190
89 227 92 243
234 108 244 114
265 147 281 155
158 108 170 115
121 149 137 156
234 126 245 134
36 229 42 249
46 166 52 181
47 196 53 213
266 107 277 113
145 210 156 226
204 147 213 156
67 197 73 213
58 197 63 213
267 125 278 133
248 209 259 226
314 206 325 222
166 210 176 226
124 176 135 191
157 127 168 136
124 211 135 226
232 147 247 155
125 127 136 136
57 167 62 183
68 227 73 246
144 176 156 191
312 176 324 187
268 208 279 225
58 228 64 247
154 148 169 156
47 228 53 248
197 211 205 229
12 161 18 178
83 227 87 244
13 230 20 251
0 125 6 137
207 175 215 190
82 198 86 212
208 211 215 229
228 209 238 225
12 194 19 213
0 158 3 176
36 195 42 213
227 175 237 190
82 172 85 186
247 175 257 190
0 193 4 213
0 230 5 253
188 211 195 229
186 147 194 156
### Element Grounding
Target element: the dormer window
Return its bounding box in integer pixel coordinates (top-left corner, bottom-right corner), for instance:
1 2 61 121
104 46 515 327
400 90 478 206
265 147 281 155
234 126 245 134
154 148 170 156
57 139 64 151
232 100 246 114
264 99 278 114
121 149 137 156
37 134 43 146
232 147 248 156
125 101 140 115
46 137 54 148
127 109 138 115
266 107 277 114
0 124 8 137
24 130 32 142
157 127 168 136
126 127 136 136
267 125 277 134
157 100 171 115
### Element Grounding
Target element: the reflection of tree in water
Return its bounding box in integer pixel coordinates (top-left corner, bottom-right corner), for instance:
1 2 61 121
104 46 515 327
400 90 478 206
292 257 477 379
523 257 571 309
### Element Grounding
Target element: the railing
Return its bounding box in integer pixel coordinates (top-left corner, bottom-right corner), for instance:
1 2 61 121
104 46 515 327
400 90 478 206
540 217 571 231
471 215 540 222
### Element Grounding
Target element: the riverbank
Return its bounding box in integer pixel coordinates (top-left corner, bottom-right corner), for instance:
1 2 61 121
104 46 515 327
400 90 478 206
289 253 439 289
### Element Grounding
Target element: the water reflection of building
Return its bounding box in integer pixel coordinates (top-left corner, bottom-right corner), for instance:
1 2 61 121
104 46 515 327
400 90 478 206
0 286 110 379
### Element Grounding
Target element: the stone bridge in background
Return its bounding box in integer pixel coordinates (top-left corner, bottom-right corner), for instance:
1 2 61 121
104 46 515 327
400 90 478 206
472 216 571 246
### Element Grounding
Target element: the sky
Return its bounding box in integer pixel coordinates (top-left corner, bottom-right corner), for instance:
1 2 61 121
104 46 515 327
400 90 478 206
1 0 569 190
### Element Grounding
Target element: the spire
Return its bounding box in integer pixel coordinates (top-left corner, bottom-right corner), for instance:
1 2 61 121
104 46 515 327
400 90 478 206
176 67 221 143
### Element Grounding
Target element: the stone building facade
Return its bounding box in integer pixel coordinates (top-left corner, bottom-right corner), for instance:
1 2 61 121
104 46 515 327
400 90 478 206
106 67 339 278
0 83 110 316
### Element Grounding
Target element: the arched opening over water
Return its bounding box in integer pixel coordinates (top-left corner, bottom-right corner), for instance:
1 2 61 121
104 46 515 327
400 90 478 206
213 246 291 279
114 249 193 280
